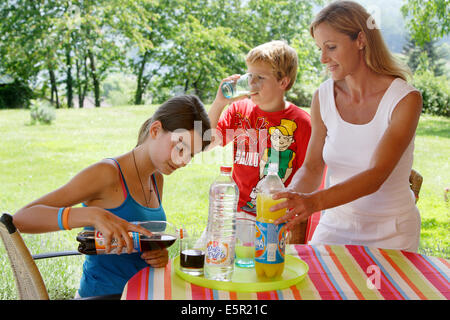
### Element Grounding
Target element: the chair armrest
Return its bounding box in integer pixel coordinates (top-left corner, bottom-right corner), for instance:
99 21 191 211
32 251 82 260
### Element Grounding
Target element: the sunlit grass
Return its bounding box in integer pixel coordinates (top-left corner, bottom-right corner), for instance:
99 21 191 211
0 106 448 299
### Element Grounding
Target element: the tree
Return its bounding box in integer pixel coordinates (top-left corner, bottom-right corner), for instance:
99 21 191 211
403 36 446 76
401 0 450 46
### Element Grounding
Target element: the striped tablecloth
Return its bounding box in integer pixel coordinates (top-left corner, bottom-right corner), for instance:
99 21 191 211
121 244 449 300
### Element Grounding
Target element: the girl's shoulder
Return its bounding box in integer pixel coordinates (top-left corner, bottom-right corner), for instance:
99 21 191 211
82 159 123 188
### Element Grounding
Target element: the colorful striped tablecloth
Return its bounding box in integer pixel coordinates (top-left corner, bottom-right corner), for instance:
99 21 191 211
121 244 449 300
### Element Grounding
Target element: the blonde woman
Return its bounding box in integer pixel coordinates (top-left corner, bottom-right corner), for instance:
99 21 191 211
272 1 423 252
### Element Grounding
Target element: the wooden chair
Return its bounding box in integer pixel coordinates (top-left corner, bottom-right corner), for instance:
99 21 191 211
287 168 423 244
0 213 120 300
409 169 423 203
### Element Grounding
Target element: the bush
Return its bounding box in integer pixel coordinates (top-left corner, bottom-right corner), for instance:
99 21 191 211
29 99 56 125
412 70 450 117
0 80 33 109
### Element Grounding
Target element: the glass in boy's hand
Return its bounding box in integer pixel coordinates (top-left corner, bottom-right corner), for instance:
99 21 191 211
221 73 261 99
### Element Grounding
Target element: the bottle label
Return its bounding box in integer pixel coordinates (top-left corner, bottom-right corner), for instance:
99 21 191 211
254 221 286 264
94 230 141 254
205 240 232 266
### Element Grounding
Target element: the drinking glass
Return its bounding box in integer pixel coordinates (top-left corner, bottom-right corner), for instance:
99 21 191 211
179 225 206 276
221 73 261 99
235 218 256 268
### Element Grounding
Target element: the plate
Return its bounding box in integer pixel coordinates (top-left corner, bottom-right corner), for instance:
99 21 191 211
174 255 308 293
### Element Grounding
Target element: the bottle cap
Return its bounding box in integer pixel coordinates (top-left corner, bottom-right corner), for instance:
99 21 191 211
220 166 232 173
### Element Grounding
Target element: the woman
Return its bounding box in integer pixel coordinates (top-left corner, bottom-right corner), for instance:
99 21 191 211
13 94 211 297
272 1 422 252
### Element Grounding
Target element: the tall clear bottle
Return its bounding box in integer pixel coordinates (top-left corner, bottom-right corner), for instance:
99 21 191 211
255 163 288 278
204 166 239 281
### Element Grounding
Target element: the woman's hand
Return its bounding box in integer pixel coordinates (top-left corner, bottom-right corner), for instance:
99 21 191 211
91 208 153 254
141 248 169 268
271 191 317 231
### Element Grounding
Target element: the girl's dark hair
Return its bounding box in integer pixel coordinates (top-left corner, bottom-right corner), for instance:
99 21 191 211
136 95 211 150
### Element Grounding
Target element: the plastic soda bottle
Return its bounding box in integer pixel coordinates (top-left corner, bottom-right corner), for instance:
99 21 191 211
255 163 288 278
204 166 239 281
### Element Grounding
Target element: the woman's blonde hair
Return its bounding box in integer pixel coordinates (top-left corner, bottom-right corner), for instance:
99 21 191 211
310 1 411 81
246 40 298 91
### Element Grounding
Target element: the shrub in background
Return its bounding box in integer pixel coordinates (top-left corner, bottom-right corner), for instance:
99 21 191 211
29 99 56 125
412 70 450 117
0 80 33 109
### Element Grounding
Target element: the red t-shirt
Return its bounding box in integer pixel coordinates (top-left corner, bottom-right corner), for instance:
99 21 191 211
217 99 311 216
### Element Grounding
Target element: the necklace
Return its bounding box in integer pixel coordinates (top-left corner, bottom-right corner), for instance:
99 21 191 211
132 149 151 207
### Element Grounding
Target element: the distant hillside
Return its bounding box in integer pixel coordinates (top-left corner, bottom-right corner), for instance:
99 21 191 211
313 0 449 54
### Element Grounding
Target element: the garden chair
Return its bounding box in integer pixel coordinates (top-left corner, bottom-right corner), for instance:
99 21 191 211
287 168 423 244
409 169 423 203
0 213 120 300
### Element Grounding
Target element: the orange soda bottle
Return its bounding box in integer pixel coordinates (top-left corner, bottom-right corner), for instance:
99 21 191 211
254 163 287 278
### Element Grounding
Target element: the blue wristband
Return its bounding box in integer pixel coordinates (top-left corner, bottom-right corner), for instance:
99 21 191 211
57 207 65 230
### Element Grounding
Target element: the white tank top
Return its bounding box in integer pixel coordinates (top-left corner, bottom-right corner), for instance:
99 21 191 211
319 78 419 217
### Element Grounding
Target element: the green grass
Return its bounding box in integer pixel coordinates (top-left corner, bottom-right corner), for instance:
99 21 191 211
0 106 448 299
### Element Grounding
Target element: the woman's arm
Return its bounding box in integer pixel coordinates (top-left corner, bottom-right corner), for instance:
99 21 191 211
274 91 423 229
287 90 327 194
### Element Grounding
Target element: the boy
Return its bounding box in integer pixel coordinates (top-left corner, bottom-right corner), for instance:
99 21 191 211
208 40 312 220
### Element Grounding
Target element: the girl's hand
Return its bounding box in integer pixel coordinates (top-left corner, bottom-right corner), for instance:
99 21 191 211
91 208 153 254
271 191 317 231
141 248 169 268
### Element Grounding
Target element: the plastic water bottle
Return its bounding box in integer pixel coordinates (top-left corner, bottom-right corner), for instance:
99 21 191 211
204 166 239 281
255 163 288 278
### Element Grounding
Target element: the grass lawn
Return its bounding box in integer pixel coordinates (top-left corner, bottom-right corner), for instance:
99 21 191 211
0 105 448 299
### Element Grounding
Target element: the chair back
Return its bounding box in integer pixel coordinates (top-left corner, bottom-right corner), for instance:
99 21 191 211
409 169 423 203
0 213 49 300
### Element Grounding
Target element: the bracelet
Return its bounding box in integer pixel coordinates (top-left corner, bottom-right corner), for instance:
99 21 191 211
62 207 72 230
57 207 65 230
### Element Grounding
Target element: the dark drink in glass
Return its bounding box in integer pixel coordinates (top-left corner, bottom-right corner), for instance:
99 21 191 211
180 249 205 276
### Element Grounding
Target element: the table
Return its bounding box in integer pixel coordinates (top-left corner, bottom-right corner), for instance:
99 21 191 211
121 244 449 300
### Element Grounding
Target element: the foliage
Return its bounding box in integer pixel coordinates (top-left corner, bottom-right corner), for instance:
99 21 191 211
0 0 322 106
29 99 56 125
403 37 447 76
412 61 450 117
401 0 450 46
0 80 33 109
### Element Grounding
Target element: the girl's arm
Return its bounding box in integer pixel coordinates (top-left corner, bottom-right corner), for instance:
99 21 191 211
13 161 152 253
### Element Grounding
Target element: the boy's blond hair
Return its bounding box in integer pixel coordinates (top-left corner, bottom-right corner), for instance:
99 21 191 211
246 40 298 91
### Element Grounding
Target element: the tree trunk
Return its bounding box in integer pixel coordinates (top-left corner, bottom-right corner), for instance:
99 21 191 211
48 67 60 108
134 51 149 105
66 45 73 108
88 50 100 107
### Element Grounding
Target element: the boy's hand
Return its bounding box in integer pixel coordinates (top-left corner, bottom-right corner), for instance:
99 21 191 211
213 74 248 108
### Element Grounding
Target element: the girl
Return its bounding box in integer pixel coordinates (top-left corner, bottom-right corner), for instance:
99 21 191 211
13 94 211 297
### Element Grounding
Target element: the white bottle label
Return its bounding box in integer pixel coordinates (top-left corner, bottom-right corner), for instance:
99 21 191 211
205 240 231 266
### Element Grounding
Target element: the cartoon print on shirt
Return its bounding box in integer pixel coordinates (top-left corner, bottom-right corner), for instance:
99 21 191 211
240 119 297 213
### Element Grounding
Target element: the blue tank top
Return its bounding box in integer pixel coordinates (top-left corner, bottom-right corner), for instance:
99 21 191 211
78 158 166 297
